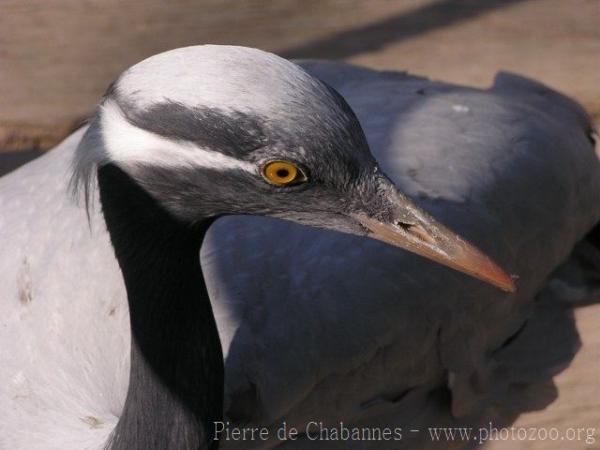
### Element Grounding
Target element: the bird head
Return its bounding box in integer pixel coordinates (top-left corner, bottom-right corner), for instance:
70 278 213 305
73 45 515 292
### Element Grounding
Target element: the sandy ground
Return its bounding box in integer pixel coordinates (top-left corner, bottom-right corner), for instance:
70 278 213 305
1 1 600 448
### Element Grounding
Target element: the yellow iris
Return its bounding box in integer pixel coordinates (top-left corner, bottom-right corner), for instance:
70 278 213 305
262 161 306 186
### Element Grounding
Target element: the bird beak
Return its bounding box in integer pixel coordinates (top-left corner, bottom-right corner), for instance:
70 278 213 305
350 189 516 293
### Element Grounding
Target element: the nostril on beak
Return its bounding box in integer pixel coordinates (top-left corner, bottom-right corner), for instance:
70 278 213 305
395 221 436 245
394 221 412 232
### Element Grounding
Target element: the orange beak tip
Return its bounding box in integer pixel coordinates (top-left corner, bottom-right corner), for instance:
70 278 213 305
507 273 519 293
503 275 518 294
491 270 518 294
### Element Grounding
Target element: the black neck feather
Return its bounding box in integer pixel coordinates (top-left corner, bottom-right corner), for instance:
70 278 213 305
98 164 223 450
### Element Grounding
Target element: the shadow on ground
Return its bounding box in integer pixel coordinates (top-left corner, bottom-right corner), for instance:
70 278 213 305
0 150 44 177
281 0 531 59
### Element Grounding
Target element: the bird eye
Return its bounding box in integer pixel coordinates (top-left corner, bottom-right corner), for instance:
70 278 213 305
262 161 307 186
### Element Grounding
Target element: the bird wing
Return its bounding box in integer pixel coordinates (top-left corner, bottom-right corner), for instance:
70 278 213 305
0 130 129 449
200 62 600 448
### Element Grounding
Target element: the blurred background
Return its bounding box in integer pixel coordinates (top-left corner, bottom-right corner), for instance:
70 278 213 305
1 1 599 448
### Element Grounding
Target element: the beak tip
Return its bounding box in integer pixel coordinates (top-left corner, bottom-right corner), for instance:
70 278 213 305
482 262 517 294
499 275 518 294
351 212 519 295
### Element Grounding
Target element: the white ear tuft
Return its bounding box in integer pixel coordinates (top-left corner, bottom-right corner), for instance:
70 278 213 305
70 112 111 220
70 99 258 220
99 100 256 173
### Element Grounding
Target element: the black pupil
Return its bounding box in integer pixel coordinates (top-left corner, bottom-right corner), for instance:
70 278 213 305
276 168 290 178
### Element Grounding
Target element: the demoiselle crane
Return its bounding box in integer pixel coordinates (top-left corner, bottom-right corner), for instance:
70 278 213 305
0 46 598 450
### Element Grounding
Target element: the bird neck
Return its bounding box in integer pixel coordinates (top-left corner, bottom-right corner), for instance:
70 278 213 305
98 164 222 450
